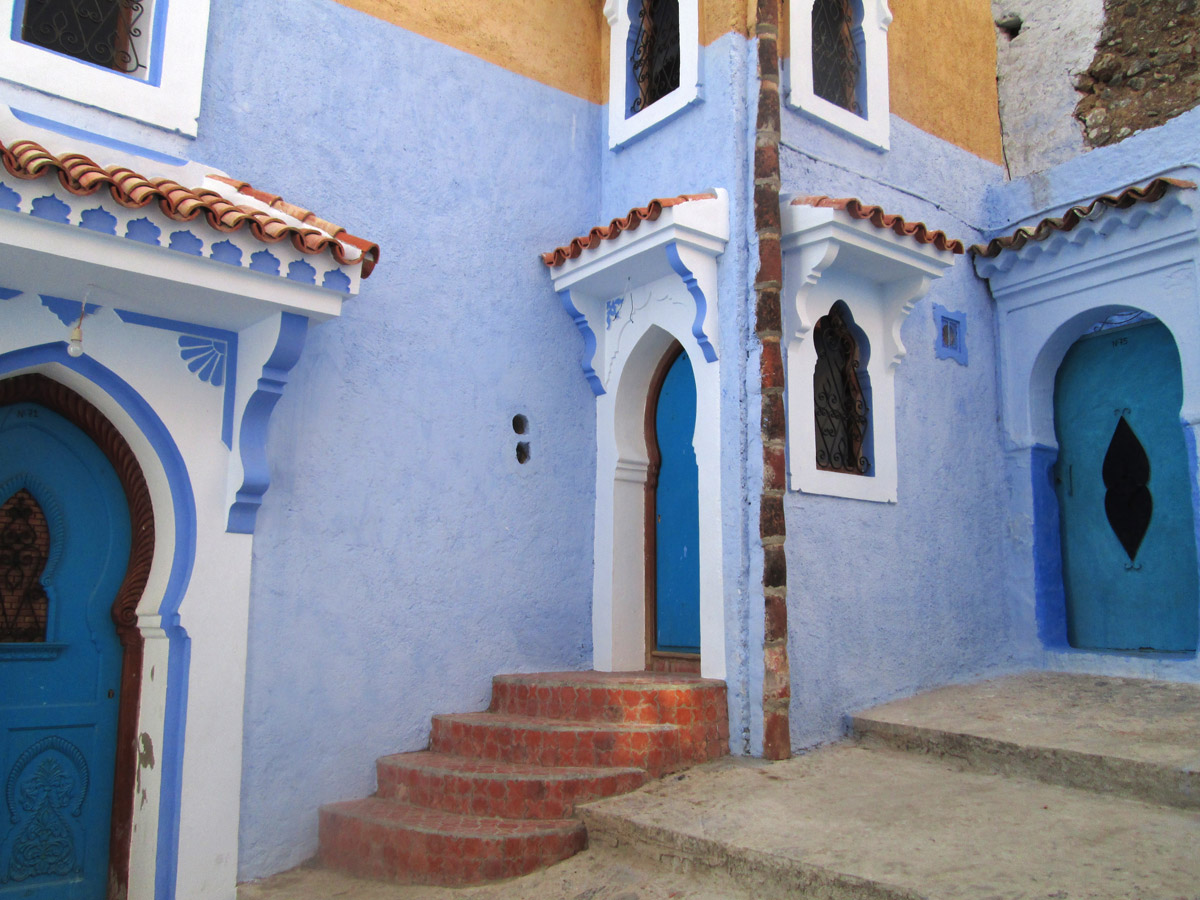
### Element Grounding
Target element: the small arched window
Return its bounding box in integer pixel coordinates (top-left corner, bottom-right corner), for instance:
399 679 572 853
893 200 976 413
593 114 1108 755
0 488 51 642
813 301 871 475
811 0 860 113
630 0 680 114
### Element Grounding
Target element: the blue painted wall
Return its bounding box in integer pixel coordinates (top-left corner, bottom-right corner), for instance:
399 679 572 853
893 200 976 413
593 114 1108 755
187 0 605 879
983 105 1200 686
19 0 1200 880
602 35 760 753
778 106 1020 748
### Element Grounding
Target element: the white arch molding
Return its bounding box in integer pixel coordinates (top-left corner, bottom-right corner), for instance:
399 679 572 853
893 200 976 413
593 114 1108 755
548 191 728 677
973 177 1200 655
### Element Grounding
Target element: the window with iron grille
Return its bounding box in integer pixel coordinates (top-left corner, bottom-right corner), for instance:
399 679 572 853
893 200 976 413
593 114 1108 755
811 0 860 113
1 0 207 133
630 0 681 115
19 0 151 78
785 0 890 149
813 301 871 475
0 489 51 643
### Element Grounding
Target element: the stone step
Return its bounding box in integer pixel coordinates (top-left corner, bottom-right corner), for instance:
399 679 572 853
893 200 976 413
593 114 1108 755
317 797 586 886
851 672 1200 809
317 671 729 887
581 746 1200 900
430 712 684 776
490 671 729 763
375 751 648 819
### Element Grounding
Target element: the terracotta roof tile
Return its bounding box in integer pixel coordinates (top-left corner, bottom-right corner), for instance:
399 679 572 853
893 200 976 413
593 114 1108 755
790 195 965 254
542 193 716 267
1 139 379 278
970 177 1195 258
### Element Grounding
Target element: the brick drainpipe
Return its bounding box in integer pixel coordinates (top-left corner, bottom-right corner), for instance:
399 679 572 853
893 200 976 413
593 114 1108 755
754 0 791 761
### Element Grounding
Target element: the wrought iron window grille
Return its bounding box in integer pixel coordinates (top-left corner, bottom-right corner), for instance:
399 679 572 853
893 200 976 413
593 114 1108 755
630 0 681 114
20 0 149 76
811 0 860 113
1089 310 1156 334
1 489 51 643
813 302 871 475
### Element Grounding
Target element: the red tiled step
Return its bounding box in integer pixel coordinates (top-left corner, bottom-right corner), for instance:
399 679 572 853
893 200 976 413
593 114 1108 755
489 672 730 762
376 751 648 819
318 797 586 886
430 712 684 776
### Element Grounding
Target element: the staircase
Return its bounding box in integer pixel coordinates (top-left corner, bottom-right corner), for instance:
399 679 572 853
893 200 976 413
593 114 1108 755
581 672 1200 899
317 671 728 885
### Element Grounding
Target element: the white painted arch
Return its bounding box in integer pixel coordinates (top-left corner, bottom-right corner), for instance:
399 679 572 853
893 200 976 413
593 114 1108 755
974 182 1200 449
549 191 728 677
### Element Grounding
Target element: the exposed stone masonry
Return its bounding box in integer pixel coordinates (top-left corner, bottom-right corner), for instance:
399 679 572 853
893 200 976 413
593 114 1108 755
1075 0 1200 146
754 0 791 761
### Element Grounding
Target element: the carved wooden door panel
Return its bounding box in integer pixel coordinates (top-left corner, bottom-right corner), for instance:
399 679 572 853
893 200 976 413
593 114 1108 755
0 403 129 899
1054 320 1199 651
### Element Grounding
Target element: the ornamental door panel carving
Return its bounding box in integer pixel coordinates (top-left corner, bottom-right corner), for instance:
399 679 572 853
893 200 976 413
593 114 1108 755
1054 320 1199 651
0 402 130 899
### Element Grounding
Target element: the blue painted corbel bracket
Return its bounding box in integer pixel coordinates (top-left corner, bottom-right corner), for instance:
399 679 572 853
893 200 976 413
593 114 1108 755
558 289 605 396
665 244 718 363
227 312 309 533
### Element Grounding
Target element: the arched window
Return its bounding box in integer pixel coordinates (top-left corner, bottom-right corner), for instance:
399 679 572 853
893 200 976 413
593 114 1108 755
0 488 51 642
787 0 890 149
811 0 860 113
630 0 681 114
813 301 871 475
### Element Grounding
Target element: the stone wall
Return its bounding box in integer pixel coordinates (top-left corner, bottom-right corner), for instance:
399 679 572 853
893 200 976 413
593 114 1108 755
992 0 1105 177
1074 0 1200 148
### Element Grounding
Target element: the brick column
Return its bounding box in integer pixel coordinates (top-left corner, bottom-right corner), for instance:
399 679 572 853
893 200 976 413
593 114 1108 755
754 0 791 761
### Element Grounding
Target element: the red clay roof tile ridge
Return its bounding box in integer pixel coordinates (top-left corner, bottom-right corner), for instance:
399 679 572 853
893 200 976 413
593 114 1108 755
790 194 965 254
542 192 717 268
1 138 379 278
970 177 1196 259
205 173 379 274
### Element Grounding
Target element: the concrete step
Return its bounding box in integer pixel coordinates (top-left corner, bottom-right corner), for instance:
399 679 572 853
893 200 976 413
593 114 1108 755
581 746 1200 900
490 671 729 763
375 751 648 819
318 797 585 886
851 672 1200 809
429 712 685 776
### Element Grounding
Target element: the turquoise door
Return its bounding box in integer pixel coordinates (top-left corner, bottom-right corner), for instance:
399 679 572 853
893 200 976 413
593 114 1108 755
653 351 701 654
0 402 130 898
1054 320 1199 651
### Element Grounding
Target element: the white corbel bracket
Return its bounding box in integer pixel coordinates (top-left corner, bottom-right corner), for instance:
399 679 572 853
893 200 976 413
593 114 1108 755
549 189 729 395
781 198 957 502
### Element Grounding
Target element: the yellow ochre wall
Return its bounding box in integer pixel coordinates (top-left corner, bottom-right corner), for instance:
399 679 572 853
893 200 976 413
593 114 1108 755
330 0 1001 163
886 0 1003 163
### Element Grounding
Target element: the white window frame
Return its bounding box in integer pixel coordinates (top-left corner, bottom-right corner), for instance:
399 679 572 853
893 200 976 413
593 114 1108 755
781 196 956 503
786 0 891 150
0 0 210 136
604 0 701 150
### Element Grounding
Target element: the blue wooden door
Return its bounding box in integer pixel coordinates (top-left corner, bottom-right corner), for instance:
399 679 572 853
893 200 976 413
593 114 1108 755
654 352 701 653
0 402 130 899
1054 320 1199 651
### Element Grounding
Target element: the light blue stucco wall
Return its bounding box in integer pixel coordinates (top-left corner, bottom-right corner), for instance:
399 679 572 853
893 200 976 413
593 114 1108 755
981 106 1200 687
184 0 606 879
601 34 761 754
778 105 1020 748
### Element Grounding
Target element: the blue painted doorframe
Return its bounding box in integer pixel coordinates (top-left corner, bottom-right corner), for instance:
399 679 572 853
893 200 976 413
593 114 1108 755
0 402 130 899
649 348 701 655
1054 320 1200 652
